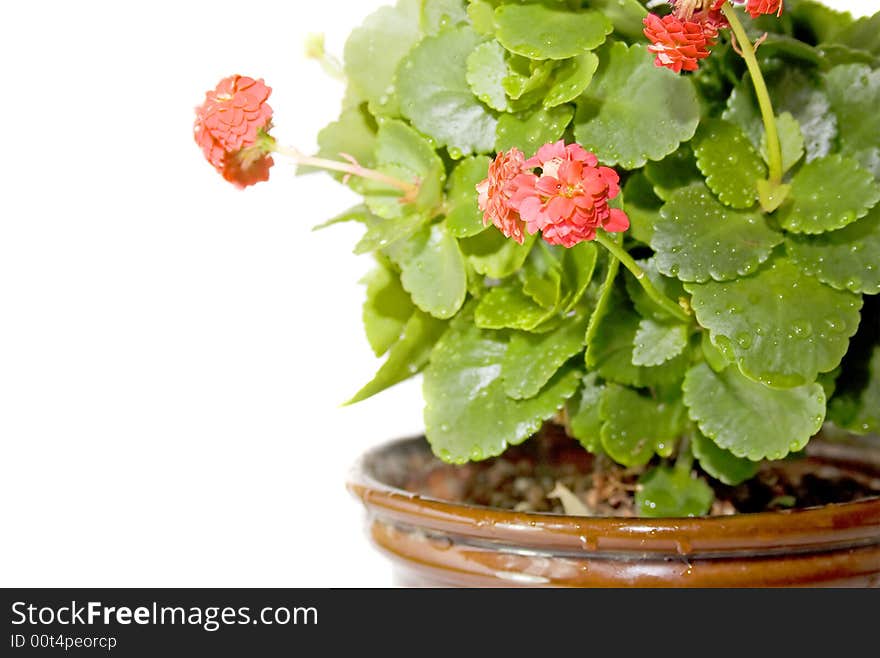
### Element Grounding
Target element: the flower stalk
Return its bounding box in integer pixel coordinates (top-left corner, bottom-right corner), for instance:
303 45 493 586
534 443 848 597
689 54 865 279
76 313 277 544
720 3 787 211
594 231 691 323
273 144 420 201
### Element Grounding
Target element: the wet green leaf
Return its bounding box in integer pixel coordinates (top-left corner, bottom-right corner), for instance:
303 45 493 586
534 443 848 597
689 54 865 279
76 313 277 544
348 310 446 404
787 204 880 295
636 466 713 518
543 53 599 108
421 0 468 35
386 222 467 319
683 363 826 461
361 261 414 358
574 43 700 169
632 319 688 368
600 385 686 467
446 155 492 238
466 41 510 112
568 372 605 453
685 257 863 388
460 230 534 278
760 112 804 176
398 26 498 156
474 282 555 330
693 119 766 209
494 4 612 60
777 154 880 234
651 183 782 283
691 430 759 487
424 315 581 463
502 310 589 399
495 105 574 154
344 0 421 117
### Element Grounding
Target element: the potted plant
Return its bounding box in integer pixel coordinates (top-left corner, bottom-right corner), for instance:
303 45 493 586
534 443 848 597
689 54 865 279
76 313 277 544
193 0 880 586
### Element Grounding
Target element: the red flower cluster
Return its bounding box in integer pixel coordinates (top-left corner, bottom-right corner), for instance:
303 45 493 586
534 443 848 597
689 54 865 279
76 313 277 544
476 141 629 248
194 75 275 188
644 1 782 73
643 12 720 73
745 0 783 18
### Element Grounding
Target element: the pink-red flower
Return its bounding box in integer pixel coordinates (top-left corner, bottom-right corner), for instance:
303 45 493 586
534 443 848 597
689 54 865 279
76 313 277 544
477 141 629 248
194 75 275 188
643 12 719 73
745 0 783 18
476 148 531 243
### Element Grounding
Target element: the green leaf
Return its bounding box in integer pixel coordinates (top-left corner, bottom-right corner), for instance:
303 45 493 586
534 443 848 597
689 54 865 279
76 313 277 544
354 212 430 254
466 41 510 112
348 310 446 404
446 155 491 238
836 12 880 57
424 316 582 463
600 385 686 467
495 105 574 154
693 119 766 209
791 1 853 44
568 373 605 453
584 244 620 368
685 257 863 388
460 229 534 278
777 154 880 235
622 173 662 245
503 56 555 100
623 257 687 322
760 112 804 176
643 146 702 202
375 119 446 213
543 53 599 109
651 183 783 283
683 363 826 461
397 26 498 157
632 319 688 368
636 466 713 518
344 0 422 117
475 283 555 330
691 431 759 487
520 242 562 309
313 106 377 173
588 0 647 42
361 261 415 357
312 203 372 231
387 222 467 319
421 0 468 35
832 345 880 435
494 4 612 60
502 310 588 399
574 43 700 169
560 241 598 312
467 0 496 36
587 288 688 388
723 63 837 163
787 205 880 295
824 64 880 170
701 331 732 373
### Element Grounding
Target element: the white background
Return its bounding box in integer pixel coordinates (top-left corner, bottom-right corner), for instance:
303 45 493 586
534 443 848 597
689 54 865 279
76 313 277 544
0 0 875 587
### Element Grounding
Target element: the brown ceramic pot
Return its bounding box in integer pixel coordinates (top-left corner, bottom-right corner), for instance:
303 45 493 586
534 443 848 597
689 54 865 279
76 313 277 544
348 435 880 587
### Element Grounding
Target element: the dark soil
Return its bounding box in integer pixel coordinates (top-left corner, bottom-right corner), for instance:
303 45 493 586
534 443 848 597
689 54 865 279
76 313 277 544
395 424 880 517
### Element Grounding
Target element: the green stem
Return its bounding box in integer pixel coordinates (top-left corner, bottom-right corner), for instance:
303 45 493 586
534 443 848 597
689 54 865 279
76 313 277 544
721 2 782 185
594 232 690 323
675 435 694 473
273 144 419 198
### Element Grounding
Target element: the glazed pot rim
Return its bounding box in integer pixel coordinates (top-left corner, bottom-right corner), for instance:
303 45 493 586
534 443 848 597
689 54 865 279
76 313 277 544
348 435 880 557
